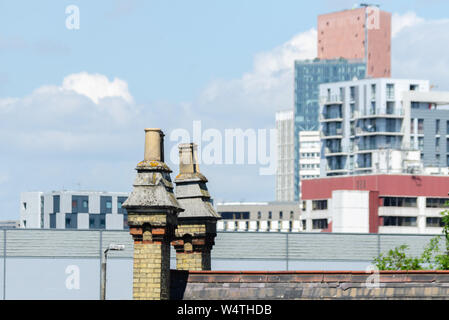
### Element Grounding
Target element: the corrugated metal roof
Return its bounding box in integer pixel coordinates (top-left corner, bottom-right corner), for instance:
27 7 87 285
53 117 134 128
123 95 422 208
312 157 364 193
379 234 443 257
5 230 101 257
0 230 4 257
212 233 287 259
0 230 442 262
287 233 379 260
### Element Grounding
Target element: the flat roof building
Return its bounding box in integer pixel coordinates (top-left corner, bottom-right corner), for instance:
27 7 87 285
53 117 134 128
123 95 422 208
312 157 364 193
20 191 129 230
216 202 301 233
301 174 449 234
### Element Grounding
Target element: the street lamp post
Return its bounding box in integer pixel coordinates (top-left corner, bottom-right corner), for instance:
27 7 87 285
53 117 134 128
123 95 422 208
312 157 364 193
101 244 125 300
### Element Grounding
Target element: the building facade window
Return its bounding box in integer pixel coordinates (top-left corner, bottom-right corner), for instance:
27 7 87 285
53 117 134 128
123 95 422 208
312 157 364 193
219 212 250 220
382 216 417 227
386 83 395 100
49 214 56 229
100 196 113 214
426 217 445 228
89 214 106 229
65 213 77 229
53 195 60 213
312 219 328 230
418 119 424 134
312 200 328 210
426 198 449 208
382 197 417 207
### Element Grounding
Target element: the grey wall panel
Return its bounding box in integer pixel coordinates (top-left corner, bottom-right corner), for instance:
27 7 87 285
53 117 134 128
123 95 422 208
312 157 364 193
5 258 99 300
0 257 4 300
104 258 132 300
287 233 379 260
379 234 440 257
6 230 100 257
0 230 4 257
212 233 287 259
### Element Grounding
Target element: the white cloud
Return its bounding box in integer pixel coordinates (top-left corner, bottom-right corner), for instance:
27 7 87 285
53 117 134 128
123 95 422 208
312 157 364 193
195 28 317 128
392 13 449 90
392 12 425 38
60 72 134 104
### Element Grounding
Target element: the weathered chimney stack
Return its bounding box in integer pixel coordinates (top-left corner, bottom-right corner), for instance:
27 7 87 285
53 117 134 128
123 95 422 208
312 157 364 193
172 143 220 271
122 128 183 300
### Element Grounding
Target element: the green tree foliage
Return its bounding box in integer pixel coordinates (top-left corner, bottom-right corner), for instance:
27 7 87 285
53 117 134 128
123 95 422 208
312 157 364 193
374 209 449 270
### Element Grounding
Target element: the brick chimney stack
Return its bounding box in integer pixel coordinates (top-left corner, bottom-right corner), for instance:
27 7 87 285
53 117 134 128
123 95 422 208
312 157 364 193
122 128 183 300
172 143 220 271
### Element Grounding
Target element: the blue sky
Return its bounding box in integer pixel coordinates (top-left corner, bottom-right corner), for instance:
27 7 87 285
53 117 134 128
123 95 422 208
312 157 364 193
1 0 449 220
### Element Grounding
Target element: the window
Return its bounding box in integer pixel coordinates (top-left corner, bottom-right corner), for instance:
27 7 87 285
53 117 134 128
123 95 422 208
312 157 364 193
290 211 294 220
72 200 78 210
257 211 261 219
382 216 417 227
118 197 128 214
312 219 328 230
22 202 27 210
436 137 440 153
382 197 417 207
89 214 106 230
386 83 395 100
426 217 445 228
279 211 283 220
268 211 272 220
371 84 376 100
410 84 419 91
220 212 250 220
436 120 441 135
312 200 328 210
302 220 307 230
50 214 56 229
65 213 77 229
302 201 306 211
82 200 88 209
53 195 60 213
426 198 449 208
418 119 424 134
101 196 113 214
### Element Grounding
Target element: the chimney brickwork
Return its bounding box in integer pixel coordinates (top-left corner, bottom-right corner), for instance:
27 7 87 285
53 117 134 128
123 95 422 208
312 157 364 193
172 143 220 271
123 128 183 300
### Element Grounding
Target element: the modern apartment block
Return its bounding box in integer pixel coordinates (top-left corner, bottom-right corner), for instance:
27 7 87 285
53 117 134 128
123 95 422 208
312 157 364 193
20 191 129 230
301 174 449 234
319 78 449 176
293 58 367 200
318 5 391 78
216 202 302 232
275 110 295 201
291 5 392 201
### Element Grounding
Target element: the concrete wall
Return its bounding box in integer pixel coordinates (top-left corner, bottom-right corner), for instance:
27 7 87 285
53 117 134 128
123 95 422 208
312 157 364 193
171 270 449 300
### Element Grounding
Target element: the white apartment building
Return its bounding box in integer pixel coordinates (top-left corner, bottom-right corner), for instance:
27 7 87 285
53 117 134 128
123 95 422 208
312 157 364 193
275 110 295 201
319 78 449 176
20 191 129 230
299 130 321 182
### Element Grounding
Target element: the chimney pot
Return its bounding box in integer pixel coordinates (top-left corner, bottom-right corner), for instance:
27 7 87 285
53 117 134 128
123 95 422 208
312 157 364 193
144 128 164 162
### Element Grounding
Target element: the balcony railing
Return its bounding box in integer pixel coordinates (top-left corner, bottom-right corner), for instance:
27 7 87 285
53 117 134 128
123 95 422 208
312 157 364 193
320 94 343 105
